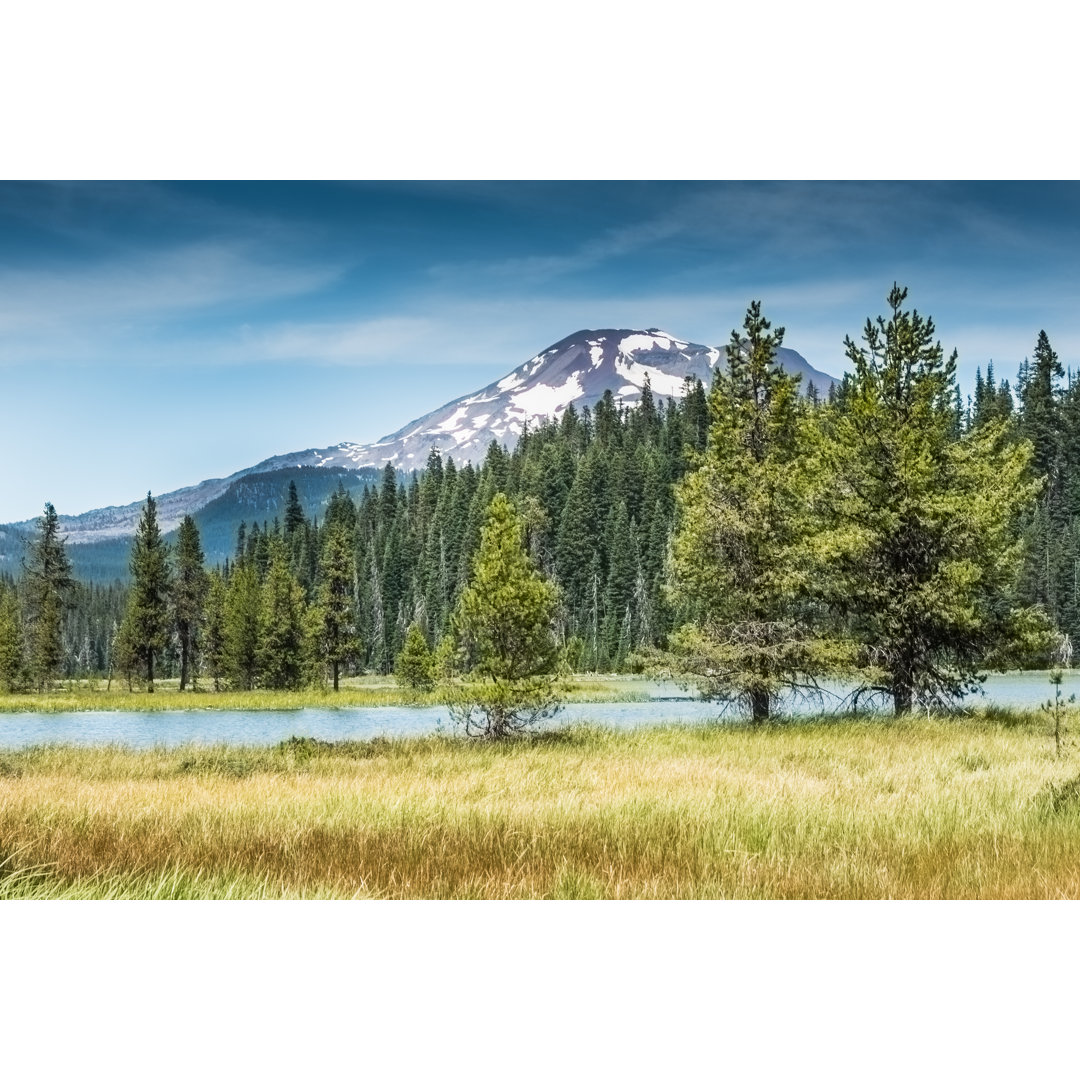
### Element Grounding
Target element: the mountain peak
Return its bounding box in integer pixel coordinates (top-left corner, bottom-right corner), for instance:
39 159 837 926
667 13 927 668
316 326 834 471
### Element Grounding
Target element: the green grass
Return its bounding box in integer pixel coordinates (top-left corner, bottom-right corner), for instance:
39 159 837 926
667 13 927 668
1 708 1078 899
0 674 653 712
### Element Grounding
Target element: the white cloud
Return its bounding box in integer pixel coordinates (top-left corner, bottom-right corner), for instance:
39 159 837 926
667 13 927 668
248 316 439 364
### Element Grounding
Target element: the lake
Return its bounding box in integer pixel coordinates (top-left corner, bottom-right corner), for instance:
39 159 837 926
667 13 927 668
1 671 1075 750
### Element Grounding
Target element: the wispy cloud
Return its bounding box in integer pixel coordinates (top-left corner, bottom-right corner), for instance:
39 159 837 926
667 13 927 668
425 182 1080 298
425 183 934 286
0 181 315 251
245 316 440 364
0 241 347 361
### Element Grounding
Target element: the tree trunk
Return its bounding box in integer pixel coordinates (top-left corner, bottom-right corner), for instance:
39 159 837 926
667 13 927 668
750 686 770 725
147 651 154 694
892 672 912 717
179 640 189 692
332 661 339 691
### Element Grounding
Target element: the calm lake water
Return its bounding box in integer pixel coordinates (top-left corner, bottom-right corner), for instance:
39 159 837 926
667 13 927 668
1 671 1076 750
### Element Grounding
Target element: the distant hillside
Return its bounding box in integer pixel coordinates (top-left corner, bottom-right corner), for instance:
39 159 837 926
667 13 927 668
0 466 380 583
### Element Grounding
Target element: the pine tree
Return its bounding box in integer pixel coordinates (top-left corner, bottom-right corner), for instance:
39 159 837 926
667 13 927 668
669 301 835 722
252 523 270 580
124 493 172 692
283 480 306 541
223 560 261 689
447 493 562 737
381 516 409 665
1016 331 1067 628
111 608 141 691
396 622 436 691
379 463 398 524
0 582 24 691
312 524 361 690
324 481 358 542
820 286 1047 714
23 502 75 691
1021 330 1064 487
203 569 228 691
681 377 709 455
173 515 208 691
603 501 637 667
420 448 445 517
555 460 599 626
257 537 308 690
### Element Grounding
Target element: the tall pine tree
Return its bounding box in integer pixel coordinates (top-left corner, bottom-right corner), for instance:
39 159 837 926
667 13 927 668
820 286 1046 714
312 524 360 689
173 515 207 691
257 537 308 690
670 301 833 722
22 502 75 691
125 493 171 692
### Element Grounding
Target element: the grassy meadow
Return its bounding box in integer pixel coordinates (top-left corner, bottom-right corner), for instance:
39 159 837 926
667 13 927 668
0 674 650 713
2 708 1079 899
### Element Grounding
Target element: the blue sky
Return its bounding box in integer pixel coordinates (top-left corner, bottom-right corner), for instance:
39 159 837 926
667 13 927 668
2 180 1080 523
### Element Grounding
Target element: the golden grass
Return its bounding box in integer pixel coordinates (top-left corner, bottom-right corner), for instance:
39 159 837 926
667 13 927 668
2 713 1078 899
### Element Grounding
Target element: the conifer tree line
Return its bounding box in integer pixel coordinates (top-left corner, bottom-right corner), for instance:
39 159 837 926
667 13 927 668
0 286 1076 710
182 382 708 687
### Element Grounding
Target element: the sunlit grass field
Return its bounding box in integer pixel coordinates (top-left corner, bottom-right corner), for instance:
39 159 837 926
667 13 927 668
2 709 1079 899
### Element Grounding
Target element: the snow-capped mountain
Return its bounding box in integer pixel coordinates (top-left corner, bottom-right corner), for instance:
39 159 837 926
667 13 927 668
0 328 838 553
255 327 838 474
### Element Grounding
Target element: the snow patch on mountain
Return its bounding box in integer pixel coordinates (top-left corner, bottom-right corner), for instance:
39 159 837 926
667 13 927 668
508 372 584 416
434 406 470 433
614 356 689 397
618 332 680 353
